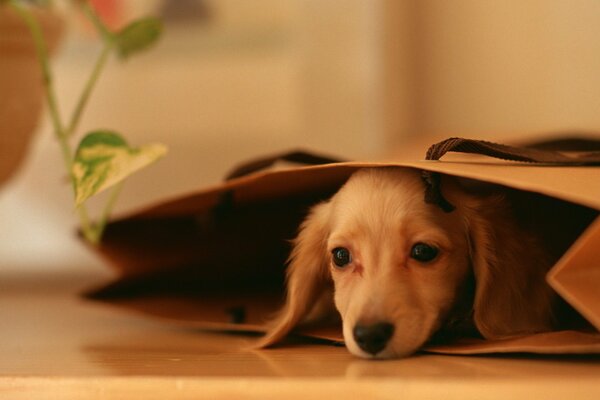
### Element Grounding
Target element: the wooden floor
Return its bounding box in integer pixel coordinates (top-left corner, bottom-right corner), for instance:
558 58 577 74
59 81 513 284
1 270 599 400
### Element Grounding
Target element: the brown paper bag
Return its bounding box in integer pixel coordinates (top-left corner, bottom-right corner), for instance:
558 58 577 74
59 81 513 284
85 138 600 355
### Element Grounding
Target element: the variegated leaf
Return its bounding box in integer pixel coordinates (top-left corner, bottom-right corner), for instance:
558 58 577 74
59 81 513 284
72 131 167 206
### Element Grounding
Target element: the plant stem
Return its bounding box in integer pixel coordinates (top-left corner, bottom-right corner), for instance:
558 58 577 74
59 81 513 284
81 1 113 43
78 205 96 243
66 1 115 137
90 182 124 244
10 0 96 241
9 2 67 147
65 43 112 138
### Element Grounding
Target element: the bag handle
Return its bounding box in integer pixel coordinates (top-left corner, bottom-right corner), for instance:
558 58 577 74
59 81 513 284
225 149 344 181
425 137 600 165
423 136 600 212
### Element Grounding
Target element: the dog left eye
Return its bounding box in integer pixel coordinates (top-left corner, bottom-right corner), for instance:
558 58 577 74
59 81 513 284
410 243 439 262
332 247 352 267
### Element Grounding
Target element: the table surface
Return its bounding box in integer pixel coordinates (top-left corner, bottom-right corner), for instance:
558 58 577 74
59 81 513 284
1 269 599 400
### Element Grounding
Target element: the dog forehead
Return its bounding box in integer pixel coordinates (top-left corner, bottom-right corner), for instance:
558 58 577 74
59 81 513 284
325 168 439 243
333 168 426 215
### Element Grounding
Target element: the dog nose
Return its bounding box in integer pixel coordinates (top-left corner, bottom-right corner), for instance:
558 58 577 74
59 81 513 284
353 322 395 355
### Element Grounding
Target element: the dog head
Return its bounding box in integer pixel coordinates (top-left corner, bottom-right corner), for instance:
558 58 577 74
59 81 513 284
259 167 556 358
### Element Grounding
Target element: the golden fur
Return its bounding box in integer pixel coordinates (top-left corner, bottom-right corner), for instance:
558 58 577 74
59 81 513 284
258 167 560 358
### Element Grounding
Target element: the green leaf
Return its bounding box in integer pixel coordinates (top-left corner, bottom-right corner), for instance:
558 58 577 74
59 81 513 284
114 17 162 59
72 130 167 206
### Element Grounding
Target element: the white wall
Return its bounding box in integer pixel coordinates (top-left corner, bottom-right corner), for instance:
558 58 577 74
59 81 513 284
404 0 600 140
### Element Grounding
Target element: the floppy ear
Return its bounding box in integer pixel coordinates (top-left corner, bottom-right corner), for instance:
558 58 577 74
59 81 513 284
258 201 333 347
461 194 557 339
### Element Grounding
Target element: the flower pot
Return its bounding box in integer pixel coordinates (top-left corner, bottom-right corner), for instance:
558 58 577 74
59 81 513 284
0 6 63 187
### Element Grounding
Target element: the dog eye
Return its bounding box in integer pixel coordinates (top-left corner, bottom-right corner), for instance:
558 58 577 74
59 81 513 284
332 247 352 267
410 243 439 262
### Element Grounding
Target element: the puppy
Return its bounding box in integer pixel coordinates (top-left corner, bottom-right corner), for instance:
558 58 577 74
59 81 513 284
258 167 584 359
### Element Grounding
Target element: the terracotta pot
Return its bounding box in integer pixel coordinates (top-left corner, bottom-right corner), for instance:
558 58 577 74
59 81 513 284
0 6 63 187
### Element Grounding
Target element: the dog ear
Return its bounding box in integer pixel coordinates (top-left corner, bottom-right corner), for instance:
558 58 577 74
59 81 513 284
461 193 556 339
257 201 332 347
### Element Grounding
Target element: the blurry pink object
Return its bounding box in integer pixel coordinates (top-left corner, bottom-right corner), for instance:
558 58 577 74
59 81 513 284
90 0 123 30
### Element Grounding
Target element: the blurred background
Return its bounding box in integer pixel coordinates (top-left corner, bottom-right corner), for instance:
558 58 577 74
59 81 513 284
1 0 600 274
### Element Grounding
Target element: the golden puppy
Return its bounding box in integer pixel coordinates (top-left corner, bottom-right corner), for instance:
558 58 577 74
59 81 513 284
258 167 581 359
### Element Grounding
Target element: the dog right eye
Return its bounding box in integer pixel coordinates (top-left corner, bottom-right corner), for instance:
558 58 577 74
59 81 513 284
332 247 352 267
410 242 439 263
